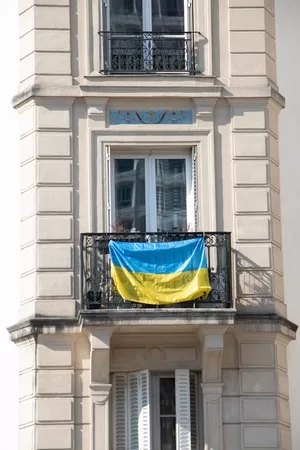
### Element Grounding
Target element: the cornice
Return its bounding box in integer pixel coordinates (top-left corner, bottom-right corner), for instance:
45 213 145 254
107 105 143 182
12 82 285 109
7 312 296 344
7 317 79 344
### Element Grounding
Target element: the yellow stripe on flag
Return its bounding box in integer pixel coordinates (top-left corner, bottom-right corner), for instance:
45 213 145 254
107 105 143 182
111 265 211 305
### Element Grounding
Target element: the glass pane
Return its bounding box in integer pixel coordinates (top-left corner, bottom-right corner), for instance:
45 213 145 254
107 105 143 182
160 378 176 415
110 0 143 33
152 0 184 33
160 417 176 450
114 159 146 232
155 159 187 232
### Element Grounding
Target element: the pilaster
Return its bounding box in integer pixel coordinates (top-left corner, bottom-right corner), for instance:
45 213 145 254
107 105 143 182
229 0 277 87
229 97 286 316
19 97 75 320
198 327 227 450
87 328 113 450
19 0 72 88
236 331 293 450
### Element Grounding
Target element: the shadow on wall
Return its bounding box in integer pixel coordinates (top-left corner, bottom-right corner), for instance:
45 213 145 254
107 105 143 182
233 248 280 313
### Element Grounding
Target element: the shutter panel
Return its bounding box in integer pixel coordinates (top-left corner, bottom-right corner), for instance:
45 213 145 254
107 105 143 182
105 145 111 231
189 373 198 450
176 369 191 450
139 370 151 450
128 373 139 450
192 146 198 231
113 373 128 450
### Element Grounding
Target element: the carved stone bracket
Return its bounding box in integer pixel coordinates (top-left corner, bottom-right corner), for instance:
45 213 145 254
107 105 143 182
85 98 109 126
90 383 112 405
88 327 113 385
193 98 217 130
198 326 227 383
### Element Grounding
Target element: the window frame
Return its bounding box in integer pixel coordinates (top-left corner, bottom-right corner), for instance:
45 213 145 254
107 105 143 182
110 149 194 233
112 369 201 450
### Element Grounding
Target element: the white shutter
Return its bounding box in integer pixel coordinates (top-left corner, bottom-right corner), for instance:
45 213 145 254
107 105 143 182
139 370 151 450
105 145 111 231
189 373 198 450
113 373 128 450
192 146 198 231
176 369 191 450
128 373 139 450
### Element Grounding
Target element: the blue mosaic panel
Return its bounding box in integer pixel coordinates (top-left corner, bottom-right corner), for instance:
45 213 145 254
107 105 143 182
109 109 193 125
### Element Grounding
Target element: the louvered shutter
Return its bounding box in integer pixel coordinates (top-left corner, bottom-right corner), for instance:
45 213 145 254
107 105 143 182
138 370 151 450
175 369 191 450
113 373 128 450
128 373 139 450
192 146 198 231
189 373 198 450
105 145 111 231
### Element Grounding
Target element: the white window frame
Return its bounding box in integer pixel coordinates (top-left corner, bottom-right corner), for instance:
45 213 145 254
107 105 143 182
110 149 195 232
112 369 200 450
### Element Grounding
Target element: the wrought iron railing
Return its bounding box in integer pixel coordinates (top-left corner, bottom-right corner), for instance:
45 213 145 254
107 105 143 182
99 31 200 74
80 232 232 310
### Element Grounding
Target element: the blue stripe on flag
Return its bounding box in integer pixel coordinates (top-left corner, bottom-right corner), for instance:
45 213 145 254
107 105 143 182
109 238 208 275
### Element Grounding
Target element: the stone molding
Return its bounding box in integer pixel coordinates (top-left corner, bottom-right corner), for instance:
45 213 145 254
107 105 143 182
90 383 112 405
7 313 297 343
198 326 227 384
12 84 285 109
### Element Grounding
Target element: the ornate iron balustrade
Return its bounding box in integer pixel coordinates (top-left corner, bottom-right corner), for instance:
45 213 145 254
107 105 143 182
99 31 200 74
81 232 232 310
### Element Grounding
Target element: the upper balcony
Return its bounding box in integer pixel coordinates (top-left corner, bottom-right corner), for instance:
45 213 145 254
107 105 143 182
99 31 201 75
80 232 232 311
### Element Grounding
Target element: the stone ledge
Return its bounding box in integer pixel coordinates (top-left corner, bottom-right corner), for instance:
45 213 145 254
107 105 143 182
235 314 298 339
8 311 297 343
7 317 79 343
12 83 285 109
79 308 237 327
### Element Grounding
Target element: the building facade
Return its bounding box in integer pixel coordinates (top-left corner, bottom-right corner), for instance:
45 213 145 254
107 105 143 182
10 1 297 449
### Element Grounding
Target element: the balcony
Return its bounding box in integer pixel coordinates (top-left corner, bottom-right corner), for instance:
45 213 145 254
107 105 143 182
80 232 232 310
99 31 200 74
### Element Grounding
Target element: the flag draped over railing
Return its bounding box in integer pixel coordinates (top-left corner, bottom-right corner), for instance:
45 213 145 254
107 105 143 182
109 238 211 305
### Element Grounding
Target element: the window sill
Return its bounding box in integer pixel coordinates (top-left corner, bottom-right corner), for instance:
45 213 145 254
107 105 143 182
81 74 220 97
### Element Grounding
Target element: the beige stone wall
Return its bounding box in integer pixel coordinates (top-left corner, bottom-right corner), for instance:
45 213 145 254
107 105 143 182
17 0 278 88
20 99 75 319
17 333 91 450
17 328 292 450
19 0 71 88
18 96 286 318
229 100 284 315
229 0 277 86
15 2 295 449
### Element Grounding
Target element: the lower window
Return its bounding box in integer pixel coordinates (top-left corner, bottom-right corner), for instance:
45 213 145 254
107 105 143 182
112 369 199 450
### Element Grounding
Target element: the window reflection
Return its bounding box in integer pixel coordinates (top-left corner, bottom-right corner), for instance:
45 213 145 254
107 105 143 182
160 378 176 450
152 0 184 33
110 0 143 33
156 159 187 232
114 159 146 232
110 0 184 33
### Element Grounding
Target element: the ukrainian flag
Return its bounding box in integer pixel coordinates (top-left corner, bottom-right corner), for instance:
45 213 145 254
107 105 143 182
109 238 211 305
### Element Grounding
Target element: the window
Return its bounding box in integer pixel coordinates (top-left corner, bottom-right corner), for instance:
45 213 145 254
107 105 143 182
112 369 199 450
109 0 186 34
102 0 195 73
110 151 195 233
